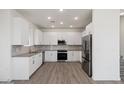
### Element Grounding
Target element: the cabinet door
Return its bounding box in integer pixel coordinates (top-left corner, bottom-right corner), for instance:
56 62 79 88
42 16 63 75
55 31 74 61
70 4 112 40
43 32 57 45
37 53 42 67
42 32 50 45
12 17 22 45
57 32 68 43
50 32 57 45
29 24 34 46
13 17 29 45
45 51 57 62
45 51 51 61
21 20 30 45
13 58 30 80
34 28 41 45
29 57 35 76
66 32 81 45
51 51 57 61
39 31 43 45
67 51 73 61
73 51 80 61
34 54 39 71
68 51 81 62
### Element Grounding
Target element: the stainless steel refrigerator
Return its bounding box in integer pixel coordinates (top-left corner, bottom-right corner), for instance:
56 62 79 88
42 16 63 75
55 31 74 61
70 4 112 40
82 34 92 77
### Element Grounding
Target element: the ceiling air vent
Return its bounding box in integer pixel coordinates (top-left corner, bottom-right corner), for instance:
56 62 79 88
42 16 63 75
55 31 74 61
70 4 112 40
50 20 56 23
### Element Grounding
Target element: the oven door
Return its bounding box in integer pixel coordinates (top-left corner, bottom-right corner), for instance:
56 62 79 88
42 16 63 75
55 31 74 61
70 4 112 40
57 52 67 60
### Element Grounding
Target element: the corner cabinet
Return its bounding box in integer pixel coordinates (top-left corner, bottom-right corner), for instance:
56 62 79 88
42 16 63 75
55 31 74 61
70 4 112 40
12 53 43 80
12 17 30 45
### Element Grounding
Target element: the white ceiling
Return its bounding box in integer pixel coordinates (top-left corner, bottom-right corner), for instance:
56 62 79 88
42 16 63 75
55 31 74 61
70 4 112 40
17 9 92 29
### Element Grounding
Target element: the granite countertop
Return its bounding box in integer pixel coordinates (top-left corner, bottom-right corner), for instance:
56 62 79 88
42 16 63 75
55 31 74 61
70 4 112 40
12 45 82 57
12 51 42 57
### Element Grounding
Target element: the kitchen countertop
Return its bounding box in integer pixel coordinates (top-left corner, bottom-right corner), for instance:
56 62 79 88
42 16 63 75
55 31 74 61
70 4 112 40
12 51 42 57
12 49 82 57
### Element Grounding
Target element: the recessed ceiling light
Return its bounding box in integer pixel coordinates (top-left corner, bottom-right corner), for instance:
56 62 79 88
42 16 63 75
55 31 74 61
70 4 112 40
51 25 55 28
60 22 63 24
59 9 63 12
48 16 51 20
74 17 78 20
70 25 73 28
120 12 124 16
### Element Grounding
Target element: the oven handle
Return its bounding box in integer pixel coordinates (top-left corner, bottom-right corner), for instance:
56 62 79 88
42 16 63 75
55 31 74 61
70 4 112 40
57 52 67 53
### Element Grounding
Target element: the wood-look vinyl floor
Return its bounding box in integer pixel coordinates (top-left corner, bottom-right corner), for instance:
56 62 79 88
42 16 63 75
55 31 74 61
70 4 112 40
14 62 94 84
13 62 124 84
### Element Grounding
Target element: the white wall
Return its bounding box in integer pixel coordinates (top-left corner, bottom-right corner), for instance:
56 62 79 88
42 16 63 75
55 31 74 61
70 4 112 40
0 10 12 81
120 16 124 59
92 9 120 80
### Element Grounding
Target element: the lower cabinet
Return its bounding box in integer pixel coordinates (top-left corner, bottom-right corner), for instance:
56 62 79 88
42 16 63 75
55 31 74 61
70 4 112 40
12 52 42 80
45 51 57 62
44 51 81 62
67 51 82 62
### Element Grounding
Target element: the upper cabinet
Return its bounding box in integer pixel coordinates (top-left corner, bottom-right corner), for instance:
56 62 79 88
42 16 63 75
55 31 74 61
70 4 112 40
12 17 43 46
12 17 30 45
29 23 35 46
34 28 43 45
57 32 81 45
42 32 57 45
66 32 81 45
42 31 81 45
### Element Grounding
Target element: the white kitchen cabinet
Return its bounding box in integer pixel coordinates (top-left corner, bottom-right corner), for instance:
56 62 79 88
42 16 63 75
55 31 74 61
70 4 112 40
57 32 67 40
29 23 35 46
66 32 81 45
38 53 43 65
42 32 81 45
34 28 43 45
29 56 35 76
67 51 74 61
45 51 57 62
12 17 30 45
67 51 81 62
42 32 57 45
12 57 30 80
12 52 43 80
73 51 82 61
34 53 42 71
39 31 43 45
57 32 81 45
